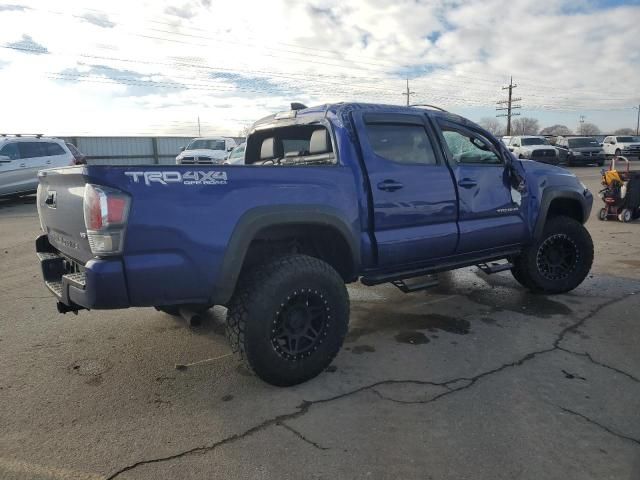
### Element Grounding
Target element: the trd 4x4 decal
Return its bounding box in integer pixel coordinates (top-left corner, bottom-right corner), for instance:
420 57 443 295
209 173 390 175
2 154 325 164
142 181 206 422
125 171 228 186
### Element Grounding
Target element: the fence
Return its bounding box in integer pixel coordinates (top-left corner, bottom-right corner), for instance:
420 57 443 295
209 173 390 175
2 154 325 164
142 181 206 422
59 136 245 165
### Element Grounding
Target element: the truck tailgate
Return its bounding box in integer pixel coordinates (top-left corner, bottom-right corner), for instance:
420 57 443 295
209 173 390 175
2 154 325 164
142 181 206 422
37 167 94 264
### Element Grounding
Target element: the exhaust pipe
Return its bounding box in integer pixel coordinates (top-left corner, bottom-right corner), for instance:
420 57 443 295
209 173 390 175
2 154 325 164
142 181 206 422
179 307 203 327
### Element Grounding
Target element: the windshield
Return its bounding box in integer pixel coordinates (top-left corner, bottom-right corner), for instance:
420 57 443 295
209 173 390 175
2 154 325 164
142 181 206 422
617 137 638 143
188 139 226 150
521 137 548 146
568 138 600 148
229 144 245 159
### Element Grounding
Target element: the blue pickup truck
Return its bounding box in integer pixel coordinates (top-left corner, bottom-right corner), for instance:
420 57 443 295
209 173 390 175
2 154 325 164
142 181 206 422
35 103 593 386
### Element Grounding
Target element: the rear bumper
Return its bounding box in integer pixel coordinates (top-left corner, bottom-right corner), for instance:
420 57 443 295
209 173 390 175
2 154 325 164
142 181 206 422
36 234 129 310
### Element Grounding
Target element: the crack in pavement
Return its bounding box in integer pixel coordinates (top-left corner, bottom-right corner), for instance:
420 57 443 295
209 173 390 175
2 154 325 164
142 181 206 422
558 347 639 383
105 293 635 479
555 405 640 446
278 422 329 450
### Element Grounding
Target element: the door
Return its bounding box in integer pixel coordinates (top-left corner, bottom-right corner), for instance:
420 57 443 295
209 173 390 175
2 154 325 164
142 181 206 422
354 112 458 268
433 119 526 254
17 142 50 192
0 142 31 195
41 141 69 168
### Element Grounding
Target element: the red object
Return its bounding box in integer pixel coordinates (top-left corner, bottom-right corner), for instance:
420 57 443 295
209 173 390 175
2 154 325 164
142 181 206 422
107 197 127 224
84 185 102 230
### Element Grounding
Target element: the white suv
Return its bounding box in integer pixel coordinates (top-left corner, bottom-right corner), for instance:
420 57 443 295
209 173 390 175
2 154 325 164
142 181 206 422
176 137 237 165
0 135 74 197
601 135 640 159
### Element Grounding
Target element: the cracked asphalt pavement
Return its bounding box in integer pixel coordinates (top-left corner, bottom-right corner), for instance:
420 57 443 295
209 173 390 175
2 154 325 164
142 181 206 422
1 168 639 479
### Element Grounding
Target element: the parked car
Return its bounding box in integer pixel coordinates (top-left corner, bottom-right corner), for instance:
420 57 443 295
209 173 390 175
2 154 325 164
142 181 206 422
65 142 87 165
176 137 237 165
601 135 640 159
0 135 74 197
224 142 245 165
35 102 593 386
507 136 559 164
554 136 605 166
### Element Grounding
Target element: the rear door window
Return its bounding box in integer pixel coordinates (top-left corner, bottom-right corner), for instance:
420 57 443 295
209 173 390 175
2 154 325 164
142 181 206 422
18 142 46 159
365 124 437 165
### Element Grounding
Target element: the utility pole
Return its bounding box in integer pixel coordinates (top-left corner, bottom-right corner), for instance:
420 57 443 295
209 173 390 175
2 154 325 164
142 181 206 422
635 105 639 136
197 115 201 136
402 79 415 107
579 115 585 135
496 76 521 135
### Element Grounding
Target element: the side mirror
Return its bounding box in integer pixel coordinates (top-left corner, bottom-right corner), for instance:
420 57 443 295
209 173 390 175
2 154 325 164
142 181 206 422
180 146 186 152
227 147 233 152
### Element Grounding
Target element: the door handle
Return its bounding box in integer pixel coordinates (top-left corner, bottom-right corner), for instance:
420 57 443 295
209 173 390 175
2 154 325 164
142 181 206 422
458 179 478 188
377 180 404 192
46 160 51 164
20 163 26 167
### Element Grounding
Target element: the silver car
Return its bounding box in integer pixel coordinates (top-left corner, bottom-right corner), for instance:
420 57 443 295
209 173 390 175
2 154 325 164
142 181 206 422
0 135 74 197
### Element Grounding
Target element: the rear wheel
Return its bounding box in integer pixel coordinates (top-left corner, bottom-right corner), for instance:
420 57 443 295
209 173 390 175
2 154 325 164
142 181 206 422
620 209 633 223
226 254 349 386
511 216 593 294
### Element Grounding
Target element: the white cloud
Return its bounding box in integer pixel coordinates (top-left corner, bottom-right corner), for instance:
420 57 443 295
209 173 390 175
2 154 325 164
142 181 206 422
0 0 638 135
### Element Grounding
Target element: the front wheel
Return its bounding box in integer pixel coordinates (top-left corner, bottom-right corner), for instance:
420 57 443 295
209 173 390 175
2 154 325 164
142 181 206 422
511 216 593 294
598 208 607 221
226 255 349 386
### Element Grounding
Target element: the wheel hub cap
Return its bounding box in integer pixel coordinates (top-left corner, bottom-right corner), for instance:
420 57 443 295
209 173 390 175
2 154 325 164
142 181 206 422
536 233 579 281
271 289 331 360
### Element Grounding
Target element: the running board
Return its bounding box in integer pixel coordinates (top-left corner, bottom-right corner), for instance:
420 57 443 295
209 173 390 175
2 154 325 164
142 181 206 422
361 247 521 286
476 261 514 275
391 275 439 293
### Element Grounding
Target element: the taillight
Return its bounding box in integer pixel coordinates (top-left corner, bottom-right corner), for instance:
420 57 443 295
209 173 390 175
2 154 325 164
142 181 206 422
83 184 131 256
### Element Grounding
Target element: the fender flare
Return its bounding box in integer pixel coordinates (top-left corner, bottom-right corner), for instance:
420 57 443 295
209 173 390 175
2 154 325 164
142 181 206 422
211 205 360 305
533 187 591 239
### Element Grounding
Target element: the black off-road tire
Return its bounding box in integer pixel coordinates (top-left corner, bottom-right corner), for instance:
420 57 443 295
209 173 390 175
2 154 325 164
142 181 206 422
511 215 593 294
226 255 349 386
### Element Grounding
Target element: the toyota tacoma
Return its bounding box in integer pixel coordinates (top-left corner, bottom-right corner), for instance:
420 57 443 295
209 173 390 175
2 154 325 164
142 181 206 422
35 103 594 386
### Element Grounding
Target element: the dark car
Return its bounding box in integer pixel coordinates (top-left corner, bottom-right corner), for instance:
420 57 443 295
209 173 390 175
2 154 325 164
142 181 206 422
555 137 605 166
65 142 87 165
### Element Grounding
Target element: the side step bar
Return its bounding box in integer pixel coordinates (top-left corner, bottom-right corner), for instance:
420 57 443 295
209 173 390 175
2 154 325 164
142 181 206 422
361 248 521 287
391 275 439 293
476 261 514 275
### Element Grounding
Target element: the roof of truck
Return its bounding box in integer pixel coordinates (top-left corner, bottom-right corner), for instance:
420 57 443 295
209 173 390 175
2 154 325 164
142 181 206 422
253 102 473 130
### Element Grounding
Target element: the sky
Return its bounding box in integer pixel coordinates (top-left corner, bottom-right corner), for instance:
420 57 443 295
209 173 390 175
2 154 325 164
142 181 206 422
0 0 639 137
